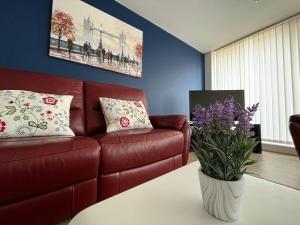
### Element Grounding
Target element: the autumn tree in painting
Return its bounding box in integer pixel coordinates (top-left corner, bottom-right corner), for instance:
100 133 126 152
135 43 143 60
51 10 75 50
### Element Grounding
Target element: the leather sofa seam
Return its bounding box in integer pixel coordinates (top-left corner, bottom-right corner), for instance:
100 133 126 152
101 153 183 175
0 145 100 164
99 133 183 145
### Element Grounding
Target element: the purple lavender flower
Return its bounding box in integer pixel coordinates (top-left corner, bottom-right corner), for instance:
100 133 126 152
192 104 212 127
192 96 259 134
220 96 235 128
235 103 259 131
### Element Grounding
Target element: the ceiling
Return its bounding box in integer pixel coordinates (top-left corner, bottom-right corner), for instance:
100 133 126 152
115 0 300 53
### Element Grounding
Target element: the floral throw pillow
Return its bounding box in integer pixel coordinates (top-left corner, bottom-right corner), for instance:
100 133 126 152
0 90 74 138
99 97 153 133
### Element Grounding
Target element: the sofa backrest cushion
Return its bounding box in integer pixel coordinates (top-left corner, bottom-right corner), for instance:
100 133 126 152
84 81 149 135
0 68 85 135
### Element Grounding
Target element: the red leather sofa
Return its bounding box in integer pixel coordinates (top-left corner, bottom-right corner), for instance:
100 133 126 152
289 115 300 158
0 68 191 225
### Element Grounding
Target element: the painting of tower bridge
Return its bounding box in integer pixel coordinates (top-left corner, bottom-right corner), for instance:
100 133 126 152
49 0 143 78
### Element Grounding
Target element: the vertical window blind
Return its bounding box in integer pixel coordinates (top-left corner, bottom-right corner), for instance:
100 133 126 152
211 15 300 145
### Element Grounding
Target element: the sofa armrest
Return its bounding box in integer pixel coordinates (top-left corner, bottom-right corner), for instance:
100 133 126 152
289 115 300 158
149 115 187 130
149 115 191 165
290 115 300 123
180 120 192 165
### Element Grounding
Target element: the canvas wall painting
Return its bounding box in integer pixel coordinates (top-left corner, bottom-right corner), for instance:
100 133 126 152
49 0 143 77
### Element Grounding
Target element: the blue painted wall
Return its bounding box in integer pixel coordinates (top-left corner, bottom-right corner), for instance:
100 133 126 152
0 0 204 115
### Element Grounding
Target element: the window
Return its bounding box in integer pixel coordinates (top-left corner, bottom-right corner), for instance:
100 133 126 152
211 15 300 145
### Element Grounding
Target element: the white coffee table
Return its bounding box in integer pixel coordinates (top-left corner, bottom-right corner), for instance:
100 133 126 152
69 162 300 225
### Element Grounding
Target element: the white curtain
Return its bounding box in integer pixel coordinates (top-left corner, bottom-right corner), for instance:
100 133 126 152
211 15 300 145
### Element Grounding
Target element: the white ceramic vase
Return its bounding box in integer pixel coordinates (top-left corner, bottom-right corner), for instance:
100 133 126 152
198 167 245 222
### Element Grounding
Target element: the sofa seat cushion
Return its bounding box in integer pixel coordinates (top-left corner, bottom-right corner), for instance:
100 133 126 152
0 136 100 205
94 129 184 174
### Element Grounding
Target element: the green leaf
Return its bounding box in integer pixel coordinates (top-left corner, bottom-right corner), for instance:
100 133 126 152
28 121 37 127
37 122 47 130
242 159 256 166
13 116 20 121
6 110 15 115
23 116 29 120
5 105 16 115
192 129 258 181
5 106 16 110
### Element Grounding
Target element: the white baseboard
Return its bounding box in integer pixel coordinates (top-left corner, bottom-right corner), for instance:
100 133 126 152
262 142 298 156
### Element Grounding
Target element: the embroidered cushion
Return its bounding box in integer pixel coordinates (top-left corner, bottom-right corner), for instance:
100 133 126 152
0 90 74 138
99 97 153 133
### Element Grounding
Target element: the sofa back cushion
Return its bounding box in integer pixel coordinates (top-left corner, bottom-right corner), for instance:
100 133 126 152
99 97 153 133
0 68 85 135
85 81 149 135
0 90 75 137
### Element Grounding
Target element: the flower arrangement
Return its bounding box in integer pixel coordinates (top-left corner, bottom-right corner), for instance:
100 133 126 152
192 96 259 181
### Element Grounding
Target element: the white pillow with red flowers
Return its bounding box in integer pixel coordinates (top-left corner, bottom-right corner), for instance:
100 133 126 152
99 97 153 133
0 90 74 138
